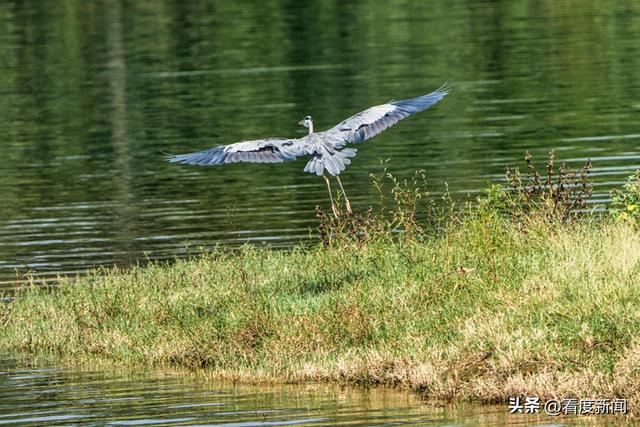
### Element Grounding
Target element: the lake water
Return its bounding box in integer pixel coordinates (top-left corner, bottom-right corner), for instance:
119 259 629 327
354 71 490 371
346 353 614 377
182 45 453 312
0 355 630 426
1 1 640 287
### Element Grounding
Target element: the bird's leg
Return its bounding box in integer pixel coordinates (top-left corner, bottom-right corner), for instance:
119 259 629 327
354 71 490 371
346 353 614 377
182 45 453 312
335 176 352 215
323 175 339 218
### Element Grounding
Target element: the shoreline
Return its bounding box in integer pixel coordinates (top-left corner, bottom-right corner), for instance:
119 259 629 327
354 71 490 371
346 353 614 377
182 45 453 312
2 207 640 415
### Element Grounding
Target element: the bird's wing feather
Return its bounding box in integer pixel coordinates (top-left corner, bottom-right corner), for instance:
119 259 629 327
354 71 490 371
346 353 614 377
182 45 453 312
167 138 305 166
325 84 449 145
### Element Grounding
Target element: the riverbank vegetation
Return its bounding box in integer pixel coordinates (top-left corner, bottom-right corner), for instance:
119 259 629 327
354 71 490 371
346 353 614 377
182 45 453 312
2 153 640 413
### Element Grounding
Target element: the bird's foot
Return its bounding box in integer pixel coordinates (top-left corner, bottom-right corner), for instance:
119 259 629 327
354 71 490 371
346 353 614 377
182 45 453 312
331 204 340 218
345 201 352 216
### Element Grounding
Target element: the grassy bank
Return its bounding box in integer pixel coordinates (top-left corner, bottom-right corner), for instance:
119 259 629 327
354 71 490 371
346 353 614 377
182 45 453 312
2 161 640 412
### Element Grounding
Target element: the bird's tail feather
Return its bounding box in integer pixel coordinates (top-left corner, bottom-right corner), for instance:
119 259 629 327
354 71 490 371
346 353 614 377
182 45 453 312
303 148 358 176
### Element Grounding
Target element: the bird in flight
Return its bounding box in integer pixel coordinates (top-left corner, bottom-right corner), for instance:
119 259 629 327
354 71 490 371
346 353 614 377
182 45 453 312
168 84 448 217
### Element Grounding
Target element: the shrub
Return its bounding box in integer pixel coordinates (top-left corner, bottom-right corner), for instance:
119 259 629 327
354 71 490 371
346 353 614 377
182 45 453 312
478 151 593 222
610 171 640 222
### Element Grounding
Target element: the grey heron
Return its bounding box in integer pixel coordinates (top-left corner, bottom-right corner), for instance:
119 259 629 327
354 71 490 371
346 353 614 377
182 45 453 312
168 84 448 217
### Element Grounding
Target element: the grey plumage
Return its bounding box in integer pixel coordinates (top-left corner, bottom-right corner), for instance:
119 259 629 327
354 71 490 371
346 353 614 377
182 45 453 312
326 87 448 146
168 138 300 165
167 84 449 177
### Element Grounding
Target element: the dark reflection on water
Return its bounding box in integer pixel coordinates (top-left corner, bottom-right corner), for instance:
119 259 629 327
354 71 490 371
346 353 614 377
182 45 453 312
1 355 627 426
1 0 640 287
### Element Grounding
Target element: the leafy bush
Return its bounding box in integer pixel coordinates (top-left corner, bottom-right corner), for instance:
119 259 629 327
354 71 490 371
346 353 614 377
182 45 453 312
611 171 640 222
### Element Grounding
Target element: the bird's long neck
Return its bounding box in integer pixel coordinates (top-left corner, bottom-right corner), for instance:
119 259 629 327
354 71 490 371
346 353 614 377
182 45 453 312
308 122 314 134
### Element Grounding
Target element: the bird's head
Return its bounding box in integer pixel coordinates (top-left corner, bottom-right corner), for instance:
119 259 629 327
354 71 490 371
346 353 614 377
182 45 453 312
298 115 313 129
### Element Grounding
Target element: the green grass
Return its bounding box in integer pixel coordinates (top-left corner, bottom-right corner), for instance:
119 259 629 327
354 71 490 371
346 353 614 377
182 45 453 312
2 166 640 412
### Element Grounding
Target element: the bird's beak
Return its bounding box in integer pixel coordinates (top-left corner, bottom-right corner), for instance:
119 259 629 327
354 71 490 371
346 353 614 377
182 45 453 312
298 120 305 126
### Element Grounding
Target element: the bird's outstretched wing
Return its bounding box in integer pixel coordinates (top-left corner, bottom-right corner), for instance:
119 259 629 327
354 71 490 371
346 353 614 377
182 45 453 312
325 84 449 145
167 138 304 166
